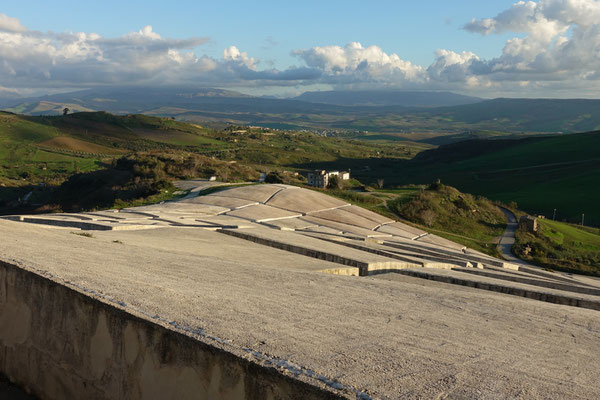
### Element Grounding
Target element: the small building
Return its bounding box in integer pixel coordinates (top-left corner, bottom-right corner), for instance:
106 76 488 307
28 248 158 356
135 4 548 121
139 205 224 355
307 170 329 188
307 170 350 188
519 215 538 233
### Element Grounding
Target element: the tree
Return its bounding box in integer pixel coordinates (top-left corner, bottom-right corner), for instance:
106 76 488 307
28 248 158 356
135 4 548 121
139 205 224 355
265 171 283 184
63 107 70 116
420 209 437 227
327 175 341 189
428 178 443 191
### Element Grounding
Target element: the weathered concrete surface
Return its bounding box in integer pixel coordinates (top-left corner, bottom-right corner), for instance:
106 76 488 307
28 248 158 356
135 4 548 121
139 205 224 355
185 195 258 209
395 268 600 311
307 207 383 230
265 188 349 214
0 260 340 400
217 226 405 275
0 373 36 400
415 233 467 251
131 202 230 215
1 219 600 399
375 221 427 239
215 185 285 203
456 267 600 296
225 204 302 222
2 184 600 399
301 216 392 238
260 217 318 231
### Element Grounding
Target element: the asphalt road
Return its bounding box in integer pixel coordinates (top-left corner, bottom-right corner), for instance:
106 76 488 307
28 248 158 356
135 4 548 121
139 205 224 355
498 207 600 288
497 207 527 264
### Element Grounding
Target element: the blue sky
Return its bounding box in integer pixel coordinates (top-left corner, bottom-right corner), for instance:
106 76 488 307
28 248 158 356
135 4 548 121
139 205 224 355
2 1 600 98
3 1 518 69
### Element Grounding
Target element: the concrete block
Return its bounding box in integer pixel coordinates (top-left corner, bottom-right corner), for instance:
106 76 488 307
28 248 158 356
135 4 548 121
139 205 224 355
225 204 302 222
181 195 258 209
265 187 349 213
215 185 284 203
307 207 382 230
375 221 427 238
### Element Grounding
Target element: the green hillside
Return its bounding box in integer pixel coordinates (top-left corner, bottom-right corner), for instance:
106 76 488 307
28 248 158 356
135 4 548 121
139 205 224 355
0 110 427 213
394 131 600 226
515 219 600 275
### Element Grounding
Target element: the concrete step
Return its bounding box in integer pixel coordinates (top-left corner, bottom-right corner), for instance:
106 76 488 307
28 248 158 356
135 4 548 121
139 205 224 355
394 268 600 311
217 227 412 275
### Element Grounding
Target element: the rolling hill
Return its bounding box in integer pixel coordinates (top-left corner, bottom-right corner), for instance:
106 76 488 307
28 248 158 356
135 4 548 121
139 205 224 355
394 131 600 226
0 110 426 199
293 90 482 107
4 87 600 136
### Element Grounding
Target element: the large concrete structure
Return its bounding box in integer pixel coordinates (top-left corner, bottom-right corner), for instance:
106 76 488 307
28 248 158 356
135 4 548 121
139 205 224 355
1 183 599 399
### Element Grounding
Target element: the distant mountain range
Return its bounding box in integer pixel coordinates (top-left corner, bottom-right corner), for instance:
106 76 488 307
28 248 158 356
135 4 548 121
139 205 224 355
2 87 600 135
293 90 482 107
0 89 22 107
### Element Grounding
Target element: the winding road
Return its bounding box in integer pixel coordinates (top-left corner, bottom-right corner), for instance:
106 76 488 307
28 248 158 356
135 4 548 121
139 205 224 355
497 207 530 265
498 206 600 287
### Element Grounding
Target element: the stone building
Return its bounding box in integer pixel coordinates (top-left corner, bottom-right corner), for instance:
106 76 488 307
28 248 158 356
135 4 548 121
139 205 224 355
307 170 350 188
519 215 538 232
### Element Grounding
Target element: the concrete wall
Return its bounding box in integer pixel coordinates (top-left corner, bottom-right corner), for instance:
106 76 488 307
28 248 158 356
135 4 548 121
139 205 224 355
0 261 342 400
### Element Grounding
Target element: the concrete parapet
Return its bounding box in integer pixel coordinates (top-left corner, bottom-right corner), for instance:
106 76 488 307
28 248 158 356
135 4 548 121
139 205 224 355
455 268 600 297
395 269 600 311
217 228 405 276
383 239 519 271
0 260 344 400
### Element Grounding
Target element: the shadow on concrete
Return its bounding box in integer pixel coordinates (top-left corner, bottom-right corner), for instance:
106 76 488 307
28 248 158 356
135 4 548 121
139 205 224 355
0 373 37 400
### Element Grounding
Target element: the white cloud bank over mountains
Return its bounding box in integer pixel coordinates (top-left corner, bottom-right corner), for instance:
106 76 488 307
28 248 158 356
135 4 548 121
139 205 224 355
2 0 600 97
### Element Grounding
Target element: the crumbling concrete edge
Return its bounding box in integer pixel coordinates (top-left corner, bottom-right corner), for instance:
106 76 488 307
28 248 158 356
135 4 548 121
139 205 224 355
0 259 371 400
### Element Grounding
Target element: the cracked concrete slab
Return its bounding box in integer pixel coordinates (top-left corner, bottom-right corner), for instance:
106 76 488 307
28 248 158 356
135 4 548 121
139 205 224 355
225 204 302 222
308 207 383 230
182 195 258 209
2 217 600 399
266 187 349 213
214 185 285 203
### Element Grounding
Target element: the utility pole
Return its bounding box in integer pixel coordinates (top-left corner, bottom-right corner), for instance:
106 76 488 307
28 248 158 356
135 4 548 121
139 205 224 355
553 208 556 221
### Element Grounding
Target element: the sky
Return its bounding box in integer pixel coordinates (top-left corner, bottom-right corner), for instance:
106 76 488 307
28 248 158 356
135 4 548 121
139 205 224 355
1 0 600 98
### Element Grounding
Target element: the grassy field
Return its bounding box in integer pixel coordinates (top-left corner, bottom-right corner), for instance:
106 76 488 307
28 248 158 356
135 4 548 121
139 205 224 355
39 136 124 154
0 111 427 213
515 219 600 276
392 131 600 226
387 184 505 256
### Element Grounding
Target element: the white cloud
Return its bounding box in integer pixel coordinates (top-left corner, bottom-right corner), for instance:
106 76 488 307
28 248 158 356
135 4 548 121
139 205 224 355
223 45 258 69
293 42 425 84
459 0 600 88
0 13 26 33
4 3 600 97
0 15 324 92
